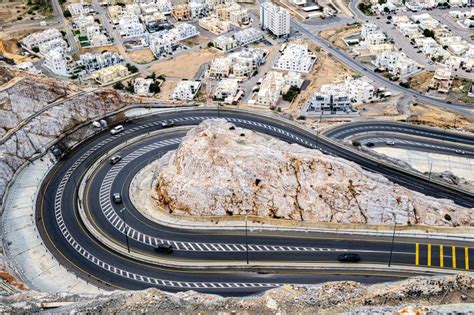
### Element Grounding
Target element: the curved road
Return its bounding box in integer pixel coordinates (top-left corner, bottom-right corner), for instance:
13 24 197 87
36 109 474 295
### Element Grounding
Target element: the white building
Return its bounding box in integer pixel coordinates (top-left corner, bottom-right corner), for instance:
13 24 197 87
16 61 41 74
199 16 230 35
149 23 199 57
172 80 202 100
255 71 285 106
285 71 303 88
208 47 267 80
274 43 316 73
67 3 91 16
134 78 153 96
214 78 239 103
303 93 354 115
118 16 146 38
21 28 65 52
213 35 238 52
233 28 263 46
260 2 290 37
319 77 375 104
43 47 69 77
79 51 123 72
374 51 419 77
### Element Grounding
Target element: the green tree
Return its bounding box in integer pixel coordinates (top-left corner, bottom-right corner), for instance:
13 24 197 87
63 9 71 17
423 28 435 38
125 63 138 73
149 81 161 94
207 41 214 48
113 81 124 90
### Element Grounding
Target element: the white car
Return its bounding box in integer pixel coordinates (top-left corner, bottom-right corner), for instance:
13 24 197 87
385 140 395 145
110 125 124 135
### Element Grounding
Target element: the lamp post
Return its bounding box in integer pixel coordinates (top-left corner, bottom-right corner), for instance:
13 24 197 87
120 208 130 253
245 213 249 265
388 213 397 267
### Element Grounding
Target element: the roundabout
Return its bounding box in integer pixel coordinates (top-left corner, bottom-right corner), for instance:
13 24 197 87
35 108 474 294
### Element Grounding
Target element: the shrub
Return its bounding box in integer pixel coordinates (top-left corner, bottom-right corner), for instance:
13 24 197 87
352 140 361 146
113 82 124 90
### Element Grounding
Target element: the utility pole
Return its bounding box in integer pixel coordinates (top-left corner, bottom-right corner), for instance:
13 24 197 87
245 213 249 265
388 213 396 267
120 208 130 253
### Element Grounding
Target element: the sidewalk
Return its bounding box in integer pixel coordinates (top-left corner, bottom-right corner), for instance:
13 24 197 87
1 154 103 294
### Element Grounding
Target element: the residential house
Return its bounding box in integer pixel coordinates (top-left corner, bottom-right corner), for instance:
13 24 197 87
429 68 453 93
233 28 263 46
134 78 153 96
43 47 69 76
212 35 238 52
254 70 285 106
374 51 419 77
214 78 239 103
273 43 316 73
90 64 129 84
172 80 202 100
199 16 230 35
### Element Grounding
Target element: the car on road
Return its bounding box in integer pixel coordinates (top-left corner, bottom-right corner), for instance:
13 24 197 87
155 244 173 254
161 120 175 128
385 140 395 145
337 253 360 262
455 149 465 155
109 155 122 165
110 125 124 135
112 193 122 204
365 142 375 147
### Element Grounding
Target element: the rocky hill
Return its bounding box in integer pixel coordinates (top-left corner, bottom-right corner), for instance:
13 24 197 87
0 65 146 200
155 119 473 226
0 274 473 313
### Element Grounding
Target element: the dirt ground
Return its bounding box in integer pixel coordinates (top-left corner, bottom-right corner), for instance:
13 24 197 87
147 49 220 79
408 71 434 92
319 24 361 50
407 103 472 130
285 50 357 115
0 35 36 63
127 49 156 64
354 93 407 119
154 80 177 101
0 0 53 23
447 78 474 105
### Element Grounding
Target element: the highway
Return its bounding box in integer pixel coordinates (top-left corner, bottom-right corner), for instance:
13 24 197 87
325 121 474 157
35 108 474 294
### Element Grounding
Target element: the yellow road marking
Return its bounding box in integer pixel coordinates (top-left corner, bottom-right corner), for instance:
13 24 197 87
465 247 469 270
427 244 431 266
440 245 443 268
452 246 456 269
415 243 419 265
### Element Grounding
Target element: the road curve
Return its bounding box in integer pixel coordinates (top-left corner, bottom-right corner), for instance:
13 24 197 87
324 121 474 158
36 109 474 294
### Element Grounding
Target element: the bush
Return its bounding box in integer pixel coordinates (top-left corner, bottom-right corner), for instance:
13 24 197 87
113 82 124 90
63 9 71 18
149 81 161 94
399 81 410 88
282 85 301 102
297 115 306 120
423 28 435 38
126 63 138 74
352 140 361 146
32 46 39 53
207 41 214 48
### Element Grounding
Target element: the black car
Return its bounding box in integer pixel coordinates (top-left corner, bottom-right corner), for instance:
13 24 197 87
365 142 375 147
161 120 175 128
155 244 173 254
112 193 122 204
337 253 361 262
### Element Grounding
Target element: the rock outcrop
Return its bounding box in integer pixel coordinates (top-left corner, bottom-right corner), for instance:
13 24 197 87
155 119 473 226
0 274 473 313
0 65 145 200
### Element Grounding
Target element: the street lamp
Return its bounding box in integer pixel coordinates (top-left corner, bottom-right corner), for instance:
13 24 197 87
388 213 397 267
245 212 249 265
120 208 130 253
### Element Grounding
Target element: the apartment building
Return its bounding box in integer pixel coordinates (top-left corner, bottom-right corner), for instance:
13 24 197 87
172 80 202 100
67 3 93 16
199 16 230 35
134 78 153 96
208 48 267 80
79 51 123 73
285 71 303 88
303 93 353 115
149 23 198 57
118 16 146 38
259 2 290 37
173 4 192 21
274 43 316 73
429 68 453 93
214 78 239 103
43 47 69 77
254 71 285 106
233 28 263 46
374 51 419 77
319 77 375 104
156 0 173 14
189 0 209 19
90 64 129 84
21 28 65 52
212 35 238 52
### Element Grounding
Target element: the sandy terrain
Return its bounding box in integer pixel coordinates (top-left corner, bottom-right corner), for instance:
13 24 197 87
127 49 156 64
408 71 434 92
154 80 177 100
148 49 220 79
319 24 361 50
407 103 472 130
354 93 407 119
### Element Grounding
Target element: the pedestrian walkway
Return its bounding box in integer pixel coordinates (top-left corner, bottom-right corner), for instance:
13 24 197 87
1 154 103 293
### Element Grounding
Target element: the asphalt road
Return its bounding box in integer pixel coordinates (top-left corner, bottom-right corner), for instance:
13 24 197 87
36 109 474 294
325 121 474 157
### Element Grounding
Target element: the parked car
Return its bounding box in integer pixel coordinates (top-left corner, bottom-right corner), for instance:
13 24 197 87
110 125 124 135
155 244 173 254
337 253 361 262
161 120 175 128
109 155 122 165
112 193 122 204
